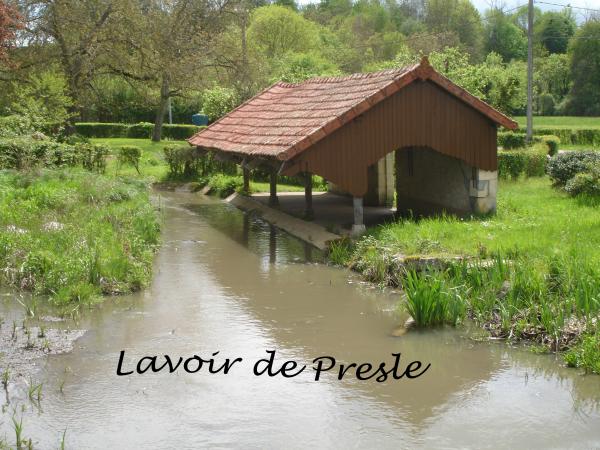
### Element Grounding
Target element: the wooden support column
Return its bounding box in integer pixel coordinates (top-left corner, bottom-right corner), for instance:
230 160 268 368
304 172 314 220
242 167 250 194
352 196 366 236
269 170 279 208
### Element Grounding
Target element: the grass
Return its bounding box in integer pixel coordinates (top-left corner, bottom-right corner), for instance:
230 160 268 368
93 138 325 193
335 177 600 361
370 178 600 263
565 334 600 374
0 169 160 304
92 137 187 181
515 116 600 129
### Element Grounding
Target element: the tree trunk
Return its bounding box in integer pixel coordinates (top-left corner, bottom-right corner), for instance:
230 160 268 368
152 75 170 142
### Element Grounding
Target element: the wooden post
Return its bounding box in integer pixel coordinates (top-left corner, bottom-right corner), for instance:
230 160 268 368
269 170 279 207
304 172 314 220
352 196 366 236
243 167 250 194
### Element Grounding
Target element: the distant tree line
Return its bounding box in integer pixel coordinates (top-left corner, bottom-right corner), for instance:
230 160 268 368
1 0 599 140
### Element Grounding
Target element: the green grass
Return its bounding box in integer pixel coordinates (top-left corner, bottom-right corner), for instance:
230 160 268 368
515 116 600 129
0 169 160 304
371 177 600 263
92 137 188 181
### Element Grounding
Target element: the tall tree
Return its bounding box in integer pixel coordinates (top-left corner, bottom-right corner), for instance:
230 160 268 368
484 9 527 62
535 10 576 54
564 20 600 116
116 0 233 141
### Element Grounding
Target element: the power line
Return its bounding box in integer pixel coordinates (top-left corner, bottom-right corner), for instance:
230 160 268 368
534 1 600 13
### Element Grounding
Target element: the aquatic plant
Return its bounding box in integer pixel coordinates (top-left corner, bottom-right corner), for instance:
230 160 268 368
565 334 600 374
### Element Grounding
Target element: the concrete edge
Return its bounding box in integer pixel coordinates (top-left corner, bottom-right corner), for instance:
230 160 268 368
225 193 341 251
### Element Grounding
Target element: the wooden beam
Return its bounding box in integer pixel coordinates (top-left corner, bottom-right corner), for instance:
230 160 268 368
304 172 314 220
243 167 250 194
269 171 279 208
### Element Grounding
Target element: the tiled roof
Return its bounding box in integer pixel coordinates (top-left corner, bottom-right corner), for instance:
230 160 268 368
188 58 517 160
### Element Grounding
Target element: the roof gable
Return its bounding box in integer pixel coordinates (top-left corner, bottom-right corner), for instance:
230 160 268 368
188 57 517 161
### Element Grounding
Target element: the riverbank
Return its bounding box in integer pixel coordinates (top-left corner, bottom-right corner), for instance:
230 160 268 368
330 177 600 373
0 169 160 305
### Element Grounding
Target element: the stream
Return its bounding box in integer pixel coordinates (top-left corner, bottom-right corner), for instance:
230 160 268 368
1 191 600 449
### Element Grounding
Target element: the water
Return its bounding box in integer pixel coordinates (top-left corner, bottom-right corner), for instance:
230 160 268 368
1 191 599 449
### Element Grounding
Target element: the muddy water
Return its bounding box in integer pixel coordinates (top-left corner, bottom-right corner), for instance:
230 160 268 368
1 191 600 449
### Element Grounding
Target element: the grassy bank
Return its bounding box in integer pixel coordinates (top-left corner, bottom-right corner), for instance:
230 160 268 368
0 169 160 304
515 116 600 129
331 178 600 373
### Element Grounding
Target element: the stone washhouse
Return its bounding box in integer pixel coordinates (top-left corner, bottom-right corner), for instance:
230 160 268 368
189 57 518 235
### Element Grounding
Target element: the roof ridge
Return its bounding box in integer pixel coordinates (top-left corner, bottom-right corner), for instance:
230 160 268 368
276 64 419 87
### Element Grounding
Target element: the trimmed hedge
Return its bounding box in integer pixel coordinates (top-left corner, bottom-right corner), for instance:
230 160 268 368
498 132 560 155
75 122 203 140
515 127 600 146
498 144 548 180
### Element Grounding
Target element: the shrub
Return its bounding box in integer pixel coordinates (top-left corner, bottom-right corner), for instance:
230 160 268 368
117 146 142 174
76 143 109 173
74 122 202 139
126 122 154 139
201 87 239 122
498 132 527 149
0 115 34 138
163 145 205 178
0 137 80 170
498 145 547 179
540 135 560 156
564 334 600 374
529 128 600 146
163 124 202 140
564 162 600 197
207 173 243 197
546 151 600 186
75 123 129 138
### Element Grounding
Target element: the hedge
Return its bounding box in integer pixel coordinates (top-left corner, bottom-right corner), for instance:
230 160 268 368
515 127 600 146
75 122 203 140
498 132 560 155
498 144 548 180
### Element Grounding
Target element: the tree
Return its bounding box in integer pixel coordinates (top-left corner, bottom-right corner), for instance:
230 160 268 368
247 5 319 60
201 86 239 121
484 9 527 61
564 20 600 116
535 10 576 54
0 0 23 62
117 0 233 141
424 0 483 59
15 0 135 121
271 52 340 83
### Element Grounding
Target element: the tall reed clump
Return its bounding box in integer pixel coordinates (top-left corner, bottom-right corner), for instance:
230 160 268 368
401 270 467 327
0 169 160 304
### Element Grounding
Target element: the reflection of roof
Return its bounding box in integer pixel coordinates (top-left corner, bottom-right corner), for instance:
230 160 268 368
188 57 518 161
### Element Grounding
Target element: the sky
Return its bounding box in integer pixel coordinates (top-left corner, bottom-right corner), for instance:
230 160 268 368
295 0 600 20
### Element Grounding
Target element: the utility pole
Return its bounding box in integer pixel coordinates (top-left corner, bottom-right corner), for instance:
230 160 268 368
526 0 534 142
168 97 173 125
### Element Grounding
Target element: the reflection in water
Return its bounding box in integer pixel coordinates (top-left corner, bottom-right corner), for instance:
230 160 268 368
0 191 599 449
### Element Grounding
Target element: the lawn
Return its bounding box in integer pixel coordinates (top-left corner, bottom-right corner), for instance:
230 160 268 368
514 116 600 129
371 177 600 263
92 137 188 181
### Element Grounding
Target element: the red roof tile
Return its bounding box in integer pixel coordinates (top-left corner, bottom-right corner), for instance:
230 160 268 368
188 58 518 161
